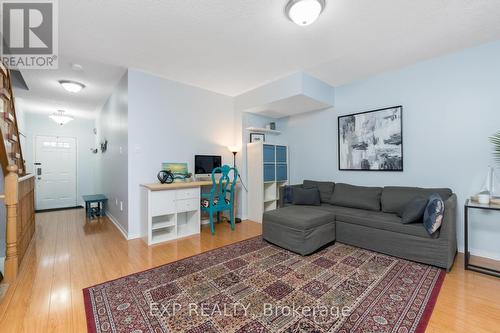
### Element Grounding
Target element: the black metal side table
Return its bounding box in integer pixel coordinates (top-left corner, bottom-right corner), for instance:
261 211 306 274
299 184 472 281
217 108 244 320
464 199 500 278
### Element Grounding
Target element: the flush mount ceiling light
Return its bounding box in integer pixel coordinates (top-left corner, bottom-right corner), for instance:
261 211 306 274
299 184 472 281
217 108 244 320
285 0 325 26
49 110 74 125
58 80 86 93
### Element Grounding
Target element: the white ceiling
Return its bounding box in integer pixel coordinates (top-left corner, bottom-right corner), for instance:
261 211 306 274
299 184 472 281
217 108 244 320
15 56 125 119
16 0 500 118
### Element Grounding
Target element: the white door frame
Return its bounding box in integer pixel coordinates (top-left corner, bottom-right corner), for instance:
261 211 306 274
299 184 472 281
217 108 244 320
34 134 79 210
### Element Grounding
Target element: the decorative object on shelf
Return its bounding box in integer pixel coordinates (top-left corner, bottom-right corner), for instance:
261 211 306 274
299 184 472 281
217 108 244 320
250 132 265 143
157 170 174 184
270 122 276 130
100 140 108 153
477 193 490 205
491 197 500 206
161 162 192 182
480 166 499 195
49 110 74 125
338 106 403 171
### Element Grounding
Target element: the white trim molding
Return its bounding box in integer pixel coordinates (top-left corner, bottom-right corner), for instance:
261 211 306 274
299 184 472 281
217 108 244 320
105 210 140 240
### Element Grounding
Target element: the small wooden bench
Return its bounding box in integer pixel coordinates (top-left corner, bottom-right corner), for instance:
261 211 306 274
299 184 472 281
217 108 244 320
82 194 108 219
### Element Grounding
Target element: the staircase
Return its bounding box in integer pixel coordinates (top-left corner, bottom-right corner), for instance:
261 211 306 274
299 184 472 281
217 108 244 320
0 62 26 175
0 61 35 284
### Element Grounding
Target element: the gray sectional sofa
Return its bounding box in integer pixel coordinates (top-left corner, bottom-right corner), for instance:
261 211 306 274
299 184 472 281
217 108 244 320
262 180 457 271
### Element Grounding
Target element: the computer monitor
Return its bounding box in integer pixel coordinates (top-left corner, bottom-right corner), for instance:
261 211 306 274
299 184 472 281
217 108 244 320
194 155 222 176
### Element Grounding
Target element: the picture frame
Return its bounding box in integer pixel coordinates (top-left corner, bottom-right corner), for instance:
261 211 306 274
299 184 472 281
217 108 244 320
338 106 403 171
250 133 265 143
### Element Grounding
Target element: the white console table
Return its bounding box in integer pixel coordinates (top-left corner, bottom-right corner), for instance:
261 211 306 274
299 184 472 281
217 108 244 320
140 183 202 245
140 181 238 245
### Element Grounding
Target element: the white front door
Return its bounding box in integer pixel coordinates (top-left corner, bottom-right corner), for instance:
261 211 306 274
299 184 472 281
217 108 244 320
35 136 77 210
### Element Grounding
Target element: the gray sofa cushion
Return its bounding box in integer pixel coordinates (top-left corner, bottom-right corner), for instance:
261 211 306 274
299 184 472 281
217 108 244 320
329 183 382 211
303 180 335 203
382 187 452 214
399 197 428 223
292 187 321 206
263 206 335 230
317 205 436 239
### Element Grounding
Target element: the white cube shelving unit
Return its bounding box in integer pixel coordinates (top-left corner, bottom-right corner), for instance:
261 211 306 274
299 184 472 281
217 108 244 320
247 142 288 223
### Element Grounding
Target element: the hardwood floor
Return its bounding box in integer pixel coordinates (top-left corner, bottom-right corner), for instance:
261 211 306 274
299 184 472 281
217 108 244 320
0 208 499 332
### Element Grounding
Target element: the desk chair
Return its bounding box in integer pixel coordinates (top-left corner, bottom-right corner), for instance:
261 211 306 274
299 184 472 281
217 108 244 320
200 165 238 235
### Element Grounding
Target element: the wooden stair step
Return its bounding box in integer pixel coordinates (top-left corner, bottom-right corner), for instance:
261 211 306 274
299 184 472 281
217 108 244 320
6 133 18 143
0 88 11 101
2 112 15 122
9 152 21 159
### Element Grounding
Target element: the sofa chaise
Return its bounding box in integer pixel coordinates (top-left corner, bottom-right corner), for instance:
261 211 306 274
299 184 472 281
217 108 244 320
262 180 457 271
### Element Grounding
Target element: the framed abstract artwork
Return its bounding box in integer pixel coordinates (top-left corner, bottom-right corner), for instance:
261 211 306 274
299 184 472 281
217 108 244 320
338 106 403 171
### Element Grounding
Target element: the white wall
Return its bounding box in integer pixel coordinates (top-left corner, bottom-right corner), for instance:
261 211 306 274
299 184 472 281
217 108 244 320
95 72 129 235
127 69 235 238
23 113 97 207
280 40 500 259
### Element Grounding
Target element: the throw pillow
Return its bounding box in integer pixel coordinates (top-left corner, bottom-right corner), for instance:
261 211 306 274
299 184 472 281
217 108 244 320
329 183 382 211
283 185 293 204
423 194 445 235
292 187 321 206
303 180 335 203
398 197 428 224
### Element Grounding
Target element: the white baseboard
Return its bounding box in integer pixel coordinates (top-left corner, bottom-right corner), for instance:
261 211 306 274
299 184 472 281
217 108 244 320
105 211 128 240
127 232 141 240
105 210 141 240
468 248 500 261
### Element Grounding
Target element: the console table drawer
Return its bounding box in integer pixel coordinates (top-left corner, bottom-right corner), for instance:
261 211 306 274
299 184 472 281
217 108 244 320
151 191 176 216
176 188 199 200
176 198 199 213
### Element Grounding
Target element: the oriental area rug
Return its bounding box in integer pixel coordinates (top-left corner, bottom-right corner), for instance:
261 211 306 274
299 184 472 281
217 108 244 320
83 237 445 333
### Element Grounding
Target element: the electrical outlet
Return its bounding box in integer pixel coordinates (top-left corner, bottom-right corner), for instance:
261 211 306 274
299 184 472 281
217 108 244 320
120 201 123 211
119 146 123 154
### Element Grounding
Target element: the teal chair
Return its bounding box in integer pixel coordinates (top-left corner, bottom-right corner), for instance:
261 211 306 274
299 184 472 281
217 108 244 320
201 165 238 235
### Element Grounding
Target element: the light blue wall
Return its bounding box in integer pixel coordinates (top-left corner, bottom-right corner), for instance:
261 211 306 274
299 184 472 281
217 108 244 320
281 40 500 259
127 69 235 237
23 113 98 207
96 71 129 235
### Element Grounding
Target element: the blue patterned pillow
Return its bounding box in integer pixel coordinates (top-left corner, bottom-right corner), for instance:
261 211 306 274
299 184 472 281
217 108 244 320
423 194 445 235
283 185 293 204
